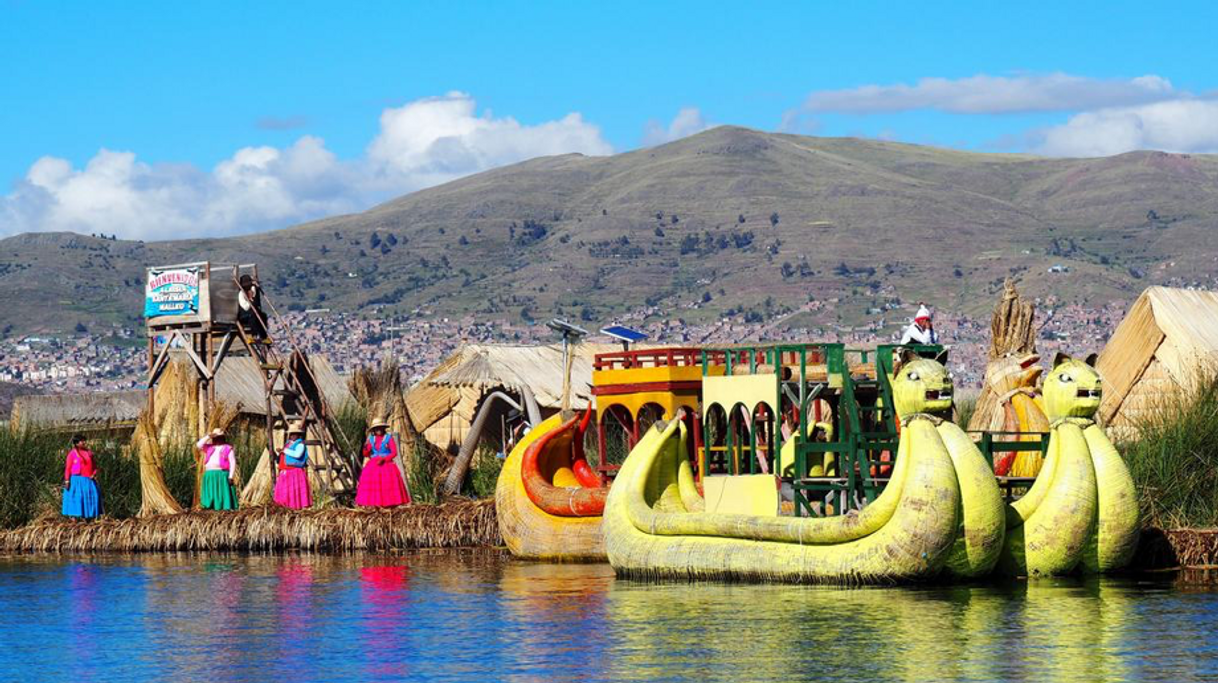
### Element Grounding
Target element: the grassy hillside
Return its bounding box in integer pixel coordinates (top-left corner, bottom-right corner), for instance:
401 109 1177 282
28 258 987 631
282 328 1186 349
2 126 1216 337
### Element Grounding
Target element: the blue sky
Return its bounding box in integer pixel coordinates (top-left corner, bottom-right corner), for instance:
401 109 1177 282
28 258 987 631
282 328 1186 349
3 0 1217 239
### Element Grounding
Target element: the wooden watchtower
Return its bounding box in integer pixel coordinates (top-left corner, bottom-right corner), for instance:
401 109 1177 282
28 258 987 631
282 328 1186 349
144 261 357 497
144 261 254 436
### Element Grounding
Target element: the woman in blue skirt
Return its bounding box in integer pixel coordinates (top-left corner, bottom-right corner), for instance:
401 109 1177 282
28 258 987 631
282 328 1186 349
62 434 102 519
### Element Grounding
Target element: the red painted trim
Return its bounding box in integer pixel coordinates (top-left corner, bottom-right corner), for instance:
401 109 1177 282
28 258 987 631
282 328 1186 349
592 381 703 396
521 413 607 517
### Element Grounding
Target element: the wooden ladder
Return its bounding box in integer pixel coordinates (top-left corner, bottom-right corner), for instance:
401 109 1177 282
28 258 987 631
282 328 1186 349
233 280 357 500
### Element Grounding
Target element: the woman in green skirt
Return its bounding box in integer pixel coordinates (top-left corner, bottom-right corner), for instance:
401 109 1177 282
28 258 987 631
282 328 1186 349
197 428 239 510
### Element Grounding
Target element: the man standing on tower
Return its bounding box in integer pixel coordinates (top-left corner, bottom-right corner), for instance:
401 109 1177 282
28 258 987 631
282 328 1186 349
900 304 939 345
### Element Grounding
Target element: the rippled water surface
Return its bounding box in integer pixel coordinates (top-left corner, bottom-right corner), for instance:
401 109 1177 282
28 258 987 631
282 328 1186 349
1 552 1217 682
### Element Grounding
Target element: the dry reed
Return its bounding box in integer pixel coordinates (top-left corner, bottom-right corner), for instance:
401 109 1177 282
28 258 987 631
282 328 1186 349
0 499 499 553
133 414 185 517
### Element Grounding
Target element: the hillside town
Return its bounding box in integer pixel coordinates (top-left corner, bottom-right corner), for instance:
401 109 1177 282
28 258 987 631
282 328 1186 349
0 295 1135 397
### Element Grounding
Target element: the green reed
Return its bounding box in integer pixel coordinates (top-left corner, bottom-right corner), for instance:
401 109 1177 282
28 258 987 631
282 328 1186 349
0 430 140 528
1120 372 1218 528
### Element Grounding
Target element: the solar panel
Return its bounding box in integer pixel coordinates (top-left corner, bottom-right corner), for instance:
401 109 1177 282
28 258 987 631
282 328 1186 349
600 325 648 343
546 318 588 337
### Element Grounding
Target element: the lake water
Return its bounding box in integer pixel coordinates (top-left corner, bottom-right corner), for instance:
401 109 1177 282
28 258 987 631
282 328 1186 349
1 551 1215 682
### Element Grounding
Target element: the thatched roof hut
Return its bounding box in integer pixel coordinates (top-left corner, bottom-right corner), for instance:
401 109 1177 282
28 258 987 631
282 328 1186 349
1096 287 1218 439
404 343 611 451
10 390 145 433
11 351 351 438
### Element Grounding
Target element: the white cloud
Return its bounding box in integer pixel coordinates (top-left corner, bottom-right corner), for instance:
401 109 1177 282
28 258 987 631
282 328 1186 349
642 107 713 146
0 92 612 240
1033 99 1218 157
367 93 612 190
804 73 1178 115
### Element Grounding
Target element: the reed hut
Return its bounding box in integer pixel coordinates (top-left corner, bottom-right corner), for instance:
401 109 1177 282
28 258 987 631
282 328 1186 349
1096 286 1218 440
10 390 144 435
404 343 611 452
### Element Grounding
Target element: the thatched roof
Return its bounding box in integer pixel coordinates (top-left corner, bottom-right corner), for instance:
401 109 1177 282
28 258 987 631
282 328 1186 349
1097 287 1218 433
428 343 607 407
168 350 352 415
11 390 144 430
405 342 622 449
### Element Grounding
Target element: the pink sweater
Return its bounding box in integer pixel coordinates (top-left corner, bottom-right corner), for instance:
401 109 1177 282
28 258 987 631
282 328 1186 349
63 448 96 480
197 437 235 475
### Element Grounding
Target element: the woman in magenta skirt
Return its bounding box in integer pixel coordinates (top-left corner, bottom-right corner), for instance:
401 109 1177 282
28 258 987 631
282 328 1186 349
273 421 312 509
355 417 411 507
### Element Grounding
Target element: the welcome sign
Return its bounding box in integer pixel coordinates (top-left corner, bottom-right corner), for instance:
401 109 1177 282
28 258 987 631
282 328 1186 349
145 266 201 319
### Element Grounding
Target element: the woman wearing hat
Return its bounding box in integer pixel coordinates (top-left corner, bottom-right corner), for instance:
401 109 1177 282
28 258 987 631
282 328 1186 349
62 434 102 520
197 428 239 511
274 421 312 509
355 417 411 507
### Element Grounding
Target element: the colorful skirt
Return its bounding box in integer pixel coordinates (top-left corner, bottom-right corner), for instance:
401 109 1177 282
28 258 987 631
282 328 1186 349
355 459 411 507
201 470 239 511
274 467 312 510
62 475 102 519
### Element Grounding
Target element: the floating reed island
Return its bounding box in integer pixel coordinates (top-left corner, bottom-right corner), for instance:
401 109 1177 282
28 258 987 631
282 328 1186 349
0 500 499 554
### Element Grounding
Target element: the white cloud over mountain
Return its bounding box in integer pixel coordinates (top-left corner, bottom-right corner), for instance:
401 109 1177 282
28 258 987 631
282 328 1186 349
804 73 1178 114
802 72 1218 157
1033 99 1218 157
0 93 612 240
641 108 713 146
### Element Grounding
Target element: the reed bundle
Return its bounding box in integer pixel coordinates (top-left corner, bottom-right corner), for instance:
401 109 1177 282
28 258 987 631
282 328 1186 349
348 361 417 442
970 280 1040 431
988 279 1037 361
0 500 499 553
133 414 184 517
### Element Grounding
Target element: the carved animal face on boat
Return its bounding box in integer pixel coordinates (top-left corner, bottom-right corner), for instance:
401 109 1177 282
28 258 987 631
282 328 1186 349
1043 353 1102 420
892 356 954 418
985 352 1043 394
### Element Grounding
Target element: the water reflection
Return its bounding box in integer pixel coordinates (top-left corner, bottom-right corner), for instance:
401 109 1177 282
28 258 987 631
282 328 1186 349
66 564 101 682
1 553 1217 682
359 564 412 680
498 562 614 682
273 561 316 679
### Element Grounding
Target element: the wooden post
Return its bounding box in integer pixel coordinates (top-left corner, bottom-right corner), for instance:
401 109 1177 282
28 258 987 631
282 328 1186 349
146 334 156 416
196 329 209 438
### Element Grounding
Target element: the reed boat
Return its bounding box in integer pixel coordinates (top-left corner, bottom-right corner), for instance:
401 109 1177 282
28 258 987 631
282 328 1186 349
603 357 1008 584
495 410 609 561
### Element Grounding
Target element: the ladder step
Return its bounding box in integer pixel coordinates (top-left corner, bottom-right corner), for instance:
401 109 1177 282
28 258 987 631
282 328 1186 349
272 388 298 396
260 363 282 371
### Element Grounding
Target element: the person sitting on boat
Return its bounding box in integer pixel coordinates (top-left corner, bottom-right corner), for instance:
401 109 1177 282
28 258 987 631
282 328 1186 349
62 434 102 520
900 304 939 345
355 417 411 508
274 421 312 510
197 428 239 511
237 274 269 344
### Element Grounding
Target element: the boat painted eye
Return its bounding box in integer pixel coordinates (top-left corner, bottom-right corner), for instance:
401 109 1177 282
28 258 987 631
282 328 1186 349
908 372 919 381
1059 373 1073 383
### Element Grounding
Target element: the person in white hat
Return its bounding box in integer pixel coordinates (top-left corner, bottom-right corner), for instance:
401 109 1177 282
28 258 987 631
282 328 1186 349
900 303 939 345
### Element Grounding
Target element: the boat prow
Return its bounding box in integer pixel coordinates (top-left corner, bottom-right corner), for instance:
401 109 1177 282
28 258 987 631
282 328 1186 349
495 411 608 561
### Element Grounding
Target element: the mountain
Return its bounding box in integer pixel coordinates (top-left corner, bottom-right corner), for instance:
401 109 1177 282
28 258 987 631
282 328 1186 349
2 126 1217 337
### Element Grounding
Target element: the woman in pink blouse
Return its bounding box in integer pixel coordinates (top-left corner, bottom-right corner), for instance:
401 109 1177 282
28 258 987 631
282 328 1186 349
62 434 102 519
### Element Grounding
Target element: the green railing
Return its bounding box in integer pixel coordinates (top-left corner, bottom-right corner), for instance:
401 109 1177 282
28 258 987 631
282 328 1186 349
698 342 947 517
